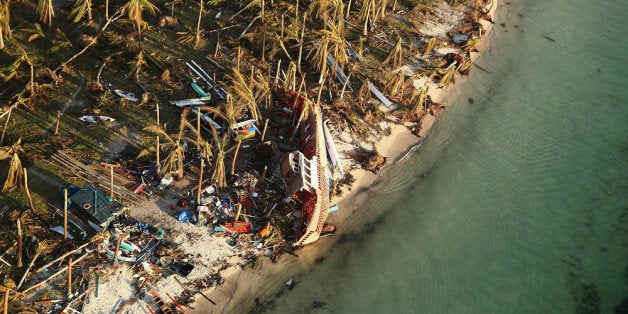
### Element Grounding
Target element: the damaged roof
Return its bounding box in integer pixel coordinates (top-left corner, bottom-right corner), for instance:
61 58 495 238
69 185 124 225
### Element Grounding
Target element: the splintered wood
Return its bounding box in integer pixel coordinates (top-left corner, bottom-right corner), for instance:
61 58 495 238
49 150 146 205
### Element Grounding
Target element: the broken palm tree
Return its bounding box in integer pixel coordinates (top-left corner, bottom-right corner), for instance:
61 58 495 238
438 63 457 88
384 66 407 99
384 37 403 68
1 139 24 192
140 108 191 178
423 37 436 57
209 124 228 189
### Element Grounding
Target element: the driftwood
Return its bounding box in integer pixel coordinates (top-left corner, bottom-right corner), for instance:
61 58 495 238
112 232 129 264
16 219 22 268
54 11 123 75
260 118 269 141
196 159 204 204
35 236 101 274
230 141 241 176
63 189 68 239
54 111 61 136
67 257 72 297
16 250 42 290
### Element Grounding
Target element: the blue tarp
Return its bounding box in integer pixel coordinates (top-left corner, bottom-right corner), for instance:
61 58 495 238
178 211 195 223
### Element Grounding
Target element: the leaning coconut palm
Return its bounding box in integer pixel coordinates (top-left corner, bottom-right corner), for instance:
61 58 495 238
308 0 334 20
141 109 191 176
121 0 160 47
200 93 246 130
37 0 54 26
330 0 345 34
308 23 347 83
384 37 403 68
0 0 11 50
69 0 92 23
253 68 272 110
283 61 298 91
438 63 457 88
376 0 388 19
0 138 24 192
359 0 377 36
209 124 228 189
384 66 406 97
224 66 262 122
129 49 146 83
422 37 436 56
412 84 428 117
1 277 19 312
194 0 203 48
458 57 472 75
462 37 481 52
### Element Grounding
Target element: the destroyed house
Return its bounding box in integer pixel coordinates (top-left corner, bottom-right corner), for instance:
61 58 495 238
69 185 125 230
297 112 318 158
280 106 330 246
280 151 318 198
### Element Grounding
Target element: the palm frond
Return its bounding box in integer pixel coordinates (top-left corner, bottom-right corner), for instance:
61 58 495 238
438 63 456 88
462 37 481 51
422 37 436 56
384 67 406 96
384 37 403 68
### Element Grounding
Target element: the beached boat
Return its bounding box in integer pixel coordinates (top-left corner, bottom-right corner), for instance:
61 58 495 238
231 119 258 141
191 82 210 98
323 119 344 179
79 115 116 123
114 89 139 102
169 97 212 107
169 99 222 130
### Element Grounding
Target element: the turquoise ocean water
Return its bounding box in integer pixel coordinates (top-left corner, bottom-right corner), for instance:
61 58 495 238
263 0 628 312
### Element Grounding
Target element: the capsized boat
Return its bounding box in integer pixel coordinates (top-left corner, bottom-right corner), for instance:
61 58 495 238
169 97 212 107
79 115 116 123
191 82 210 98
114 89 139 102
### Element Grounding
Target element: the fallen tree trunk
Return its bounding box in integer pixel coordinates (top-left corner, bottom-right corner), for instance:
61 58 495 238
54 11 123 75
34 236 101 274
22 252 90 294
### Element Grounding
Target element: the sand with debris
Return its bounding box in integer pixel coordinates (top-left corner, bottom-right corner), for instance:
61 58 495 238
186 1 500 313
85 2 499 313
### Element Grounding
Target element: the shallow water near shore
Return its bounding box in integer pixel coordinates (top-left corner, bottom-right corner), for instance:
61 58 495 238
263 0 628 312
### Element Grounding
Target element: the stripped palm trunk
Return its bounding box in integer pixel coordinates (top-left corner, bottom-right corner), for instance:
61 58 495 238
2 153 22 191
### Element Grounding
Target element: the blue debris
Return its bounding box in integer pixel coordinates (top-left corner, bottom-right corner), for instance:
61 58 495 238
178 211 196 223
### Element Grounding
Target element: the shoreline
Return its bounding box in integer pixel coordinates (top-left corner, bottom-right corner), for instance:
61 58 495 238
189 1 500 312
